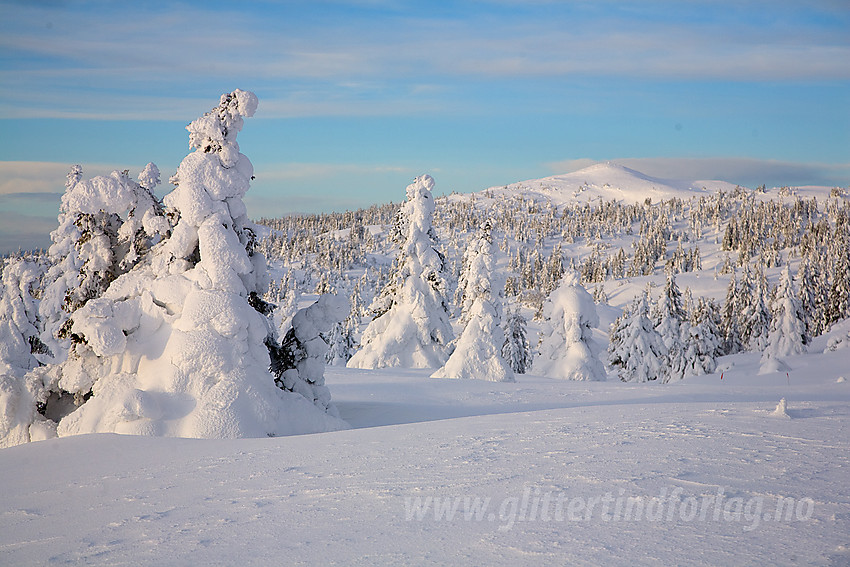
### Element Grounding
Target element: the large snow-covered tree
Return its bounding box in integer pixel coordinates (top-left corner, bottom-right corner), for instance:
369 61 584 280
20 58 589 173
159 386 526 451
533 271 605 381
347 175 454 369
1 90 348 446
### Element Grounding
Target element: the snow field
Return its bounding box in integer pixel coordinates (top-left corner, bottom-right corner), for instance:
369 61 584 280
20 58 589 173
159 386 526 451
1 360 848 566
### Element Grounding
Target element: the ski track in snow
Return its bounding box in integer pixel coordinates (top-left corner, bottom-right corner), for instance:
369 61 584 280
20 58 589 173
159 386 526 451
2 364 849 566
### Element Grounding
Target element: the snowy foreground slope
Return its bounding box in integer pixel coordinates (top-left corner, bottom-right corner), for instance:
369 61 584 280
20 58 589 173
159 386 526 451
2 344 849 566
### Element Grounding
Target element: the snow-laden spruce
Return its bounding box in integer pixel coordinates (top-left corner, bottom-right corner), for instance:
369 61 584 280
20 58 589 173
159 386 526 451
1 164 172 448
654 273 687 382
0 90 347 447
502 307 531 374
760 264 807 373
269 293 349 415
64 90 345 439
347 175 454 369
534 271 605 381
608 291 668 382
38 164 169 362
0 256 56 448
432 221 514 382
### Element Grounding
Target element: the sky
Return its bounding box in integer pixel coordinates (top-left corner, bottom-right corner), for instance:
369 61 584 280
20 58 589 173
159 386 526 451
1 0 848 253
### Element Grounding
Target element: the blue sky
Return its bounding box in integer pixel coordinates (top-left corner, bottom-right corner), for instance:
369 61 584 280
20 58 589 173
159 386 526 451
1 0 848 252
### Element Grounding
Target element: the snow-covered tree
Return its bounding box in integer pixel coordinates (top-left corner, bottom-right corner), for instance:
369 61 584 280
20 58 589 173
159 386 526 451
682 297 722 377
270 294 349 415
324 311 358 367
654 274 687 382
348 175 454 369
0 257 46 375
825 228 850 328
533 271 605 381
433 220 513 381
432 298 514 382
274 272 301 335
31 90 346 443
796 256 822 340
721 269 744 354
348 280 365 325
455 220 497 324
761 264 807 369
608 292 667 382
502 307 531 374
0 257 55 448
38 165 169 360
741 265 771 351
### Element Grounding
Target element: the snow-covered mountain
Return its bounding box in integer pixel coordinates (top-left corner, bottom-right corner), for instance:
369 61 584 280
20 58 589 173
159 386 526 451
460 161 838 207
478 162 740 205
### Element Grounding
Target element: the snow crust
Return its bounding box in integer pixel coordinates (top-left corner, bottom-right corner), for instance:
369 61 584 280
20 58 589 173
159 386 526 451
1 361 849 566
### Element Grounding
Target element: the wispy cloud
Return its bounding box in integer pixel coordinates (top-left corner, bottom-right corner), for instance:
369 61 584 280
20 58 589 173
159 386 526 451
0 161 156 195
2 1 847 119
0 161 71 195
0 160 170 253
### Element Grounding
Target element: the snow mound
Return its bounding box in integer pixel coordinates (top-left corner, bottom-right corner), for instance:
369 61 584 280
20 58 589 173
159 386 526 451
770 397 791 418
758 357 791 375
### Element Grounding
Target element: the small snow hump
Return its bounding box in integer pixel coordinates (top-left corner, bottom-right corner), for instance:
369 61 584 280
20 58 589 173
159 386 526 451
770 398 791 419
